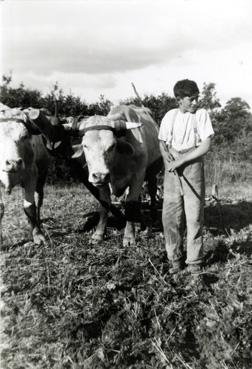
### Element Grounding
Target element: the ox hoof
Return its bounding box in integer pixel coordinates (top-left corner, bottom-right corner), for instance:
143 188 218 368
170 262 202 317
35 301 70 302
90 234 104 244
123 237 136 247
33 232 46 245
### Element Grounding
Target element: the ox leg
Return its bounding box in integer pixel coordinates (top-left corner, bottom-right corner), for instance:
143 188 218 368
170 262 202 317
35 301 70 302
123 179 144 247
24 176 46 245
35 170 48 226
91 184 110 244
146 174 158 221
0 191 4 246
146 158 163 221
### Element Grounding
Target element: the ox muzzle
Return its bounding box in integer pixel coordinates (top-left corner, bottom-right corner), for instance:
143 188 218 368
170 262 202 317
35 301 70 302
89 171 110 186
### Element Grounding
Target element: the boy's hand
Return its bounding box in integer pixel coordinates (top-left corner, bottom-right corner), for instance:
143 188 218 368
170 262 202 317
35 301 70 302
166 158 185 172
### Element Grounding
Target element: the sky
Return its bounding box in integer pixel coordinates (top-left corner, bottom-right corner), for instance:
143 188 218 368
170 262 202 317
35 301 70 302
1 0 252 108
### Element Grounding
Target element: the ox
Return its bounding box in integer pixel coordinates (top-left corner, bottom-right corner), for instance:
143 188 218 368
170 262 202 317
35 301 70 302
25 108 127 229
70 105 163 246
0 104 50 245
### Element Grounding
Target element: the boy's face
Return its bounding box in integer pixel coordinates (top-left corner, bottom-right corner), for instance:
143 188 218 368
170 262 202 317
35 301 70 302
177 94 199 113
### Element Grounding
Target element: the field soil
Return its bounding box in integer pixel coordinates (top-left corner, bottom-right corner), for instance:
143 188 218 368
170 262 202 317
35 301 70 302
0 183 252 369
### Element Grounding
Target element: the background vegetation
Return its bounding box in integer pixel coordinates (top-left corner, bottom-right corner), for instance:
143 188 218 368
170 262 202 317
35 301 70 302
1 74 251 190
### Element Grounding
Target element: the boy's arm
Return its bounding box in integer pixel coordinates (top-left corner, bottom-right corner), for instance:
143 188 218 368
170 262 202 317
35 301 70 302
159 140 174 165
182 136 211 163
159 140 184 195
166 137 211 172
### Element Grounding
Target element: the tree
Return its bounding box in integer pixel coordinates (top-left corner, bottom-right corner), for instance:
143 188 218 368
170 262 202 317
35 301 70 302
87 94 112 116
222 97 250 118
62 94 89 117
198 82 221 112
213 97 252 144
2 72 12 86
0 74 42 108
120 92 177 125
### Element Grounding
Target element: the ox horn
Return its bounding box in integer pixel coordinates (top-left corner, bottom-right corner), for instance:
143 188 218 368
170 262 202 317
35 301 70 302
125 122 142 129
111 120 142 132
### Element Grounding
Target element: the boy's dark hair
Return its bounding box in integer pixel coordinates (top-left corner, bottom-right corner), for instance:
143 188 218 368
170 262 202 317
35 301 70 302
173 79 199 98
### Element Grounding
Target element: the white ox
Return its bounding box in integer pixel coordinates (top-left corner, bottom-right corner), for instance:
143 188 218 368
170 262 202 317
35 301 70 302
0 104 50 245
24 108 127 227
71 105 163 246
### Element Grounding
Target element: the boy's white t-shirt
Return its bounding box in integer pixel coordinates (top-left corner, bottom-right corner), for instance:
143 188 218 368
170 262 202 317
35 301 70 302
158 108 214 151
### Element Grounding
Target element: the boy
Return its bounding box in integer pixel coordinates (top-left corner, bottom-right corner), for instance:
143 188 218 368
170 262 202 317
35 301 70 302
158 79 214 280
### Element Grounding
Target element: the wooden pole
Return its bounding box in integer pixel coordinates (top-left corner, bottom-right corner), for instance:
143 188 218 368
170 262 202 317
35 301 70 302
131 82 144 107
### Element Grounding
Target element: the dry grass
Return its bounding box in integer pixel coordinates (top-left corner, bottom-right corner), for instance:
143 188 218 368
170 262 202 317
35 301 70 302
205 155 252 191
0 178 252 369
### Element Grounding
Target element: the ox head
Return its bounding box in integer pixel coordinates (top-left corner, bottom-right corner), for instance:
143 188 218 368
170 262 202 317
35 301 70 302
71 115 142 186
0 107 34 193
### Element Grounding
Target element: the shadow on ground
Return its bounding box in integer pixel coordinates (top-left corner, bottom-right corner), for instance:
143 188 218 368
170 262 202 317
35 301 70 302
204 200 252 235
79 199 252 236
204 235 252 268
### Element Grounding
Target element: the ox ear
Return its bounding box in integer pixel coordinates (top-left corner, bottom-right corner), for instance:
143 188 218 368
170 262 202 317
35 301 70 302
25 108 41 120
71 144 84 159
116 139 135 155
